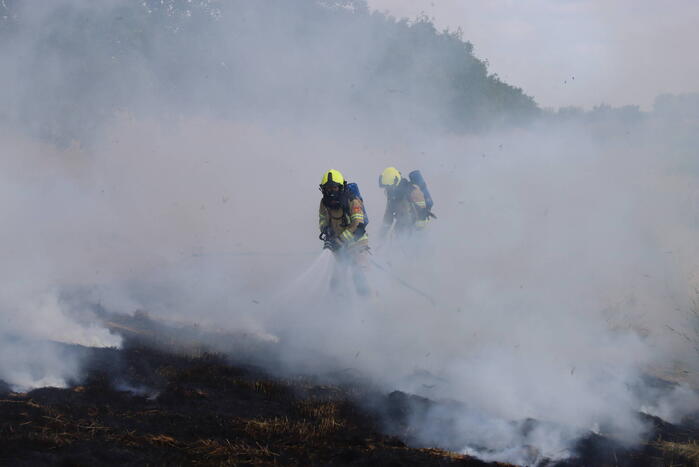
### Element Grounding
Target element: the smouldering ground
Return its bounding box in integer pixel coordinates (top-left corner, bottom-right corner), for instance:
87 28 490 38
2 313 699 466
0 335 501 466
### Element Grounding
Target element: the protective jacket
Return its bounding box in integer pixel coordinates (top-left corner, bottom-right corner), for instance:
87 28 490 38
382 181 429 235
319 196 369 248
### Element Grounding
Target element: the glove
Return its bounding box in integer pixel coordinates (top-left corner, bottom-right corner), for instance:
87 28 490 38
323 237 339 251
320 225 342 251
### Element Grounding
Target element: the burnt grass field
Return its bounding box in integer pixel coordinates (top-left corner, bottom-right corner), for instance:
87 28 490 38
2 312 699 466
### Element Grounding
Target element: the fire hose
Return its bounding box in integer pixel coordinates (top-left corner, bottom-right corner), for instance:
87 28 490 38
369 258 437 306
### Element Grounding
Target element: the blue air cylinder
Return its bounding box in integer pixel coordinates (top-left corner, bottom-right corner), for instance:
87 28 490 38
346 182 369 226
408 170 433 211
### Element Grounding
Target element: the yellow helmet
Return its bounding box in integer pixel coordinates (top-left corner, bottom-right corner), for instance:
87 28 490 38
320 169 345 186
379 166 401 188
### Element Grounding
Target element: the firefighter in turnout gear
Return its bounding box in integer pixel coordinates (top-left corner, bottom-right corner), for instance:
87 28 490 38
378 167 432 238
318 169 371 296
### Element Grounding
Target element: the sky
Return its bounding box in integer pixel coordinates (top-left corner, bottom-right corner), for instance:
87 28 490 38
367 0 699 110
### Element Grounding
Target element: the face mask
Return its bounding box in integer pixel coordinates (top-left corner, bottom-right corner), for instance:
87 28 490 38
321 185 343 208
323 192 342 208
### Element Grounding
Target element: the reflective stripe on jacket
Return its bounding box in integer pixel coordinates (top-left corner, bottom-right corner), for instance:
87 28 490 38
382 182 429 232
319 198 368 247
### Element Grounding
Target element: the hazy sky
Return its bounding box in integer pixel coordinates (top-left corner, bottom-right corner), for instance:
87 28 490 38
367 0 699 110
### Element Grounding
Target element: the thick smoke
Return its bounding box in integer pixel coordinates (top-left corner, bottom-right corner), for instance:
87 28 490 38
2 1 699 464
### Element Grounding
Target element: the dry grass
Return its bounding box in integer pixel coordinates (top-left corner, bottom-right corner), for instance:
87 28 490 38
242 415 342 442
188 438 280 464
243 379 290 400
655 440 699 466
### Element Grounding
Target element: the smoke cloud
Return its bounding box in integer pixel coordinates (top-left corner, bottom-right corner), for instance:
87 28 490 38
2 1 699 464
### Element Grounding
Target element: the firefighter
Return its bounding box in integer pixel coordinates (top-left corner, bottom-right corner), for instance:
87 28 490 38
378 166 431 239
318 169 371 296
